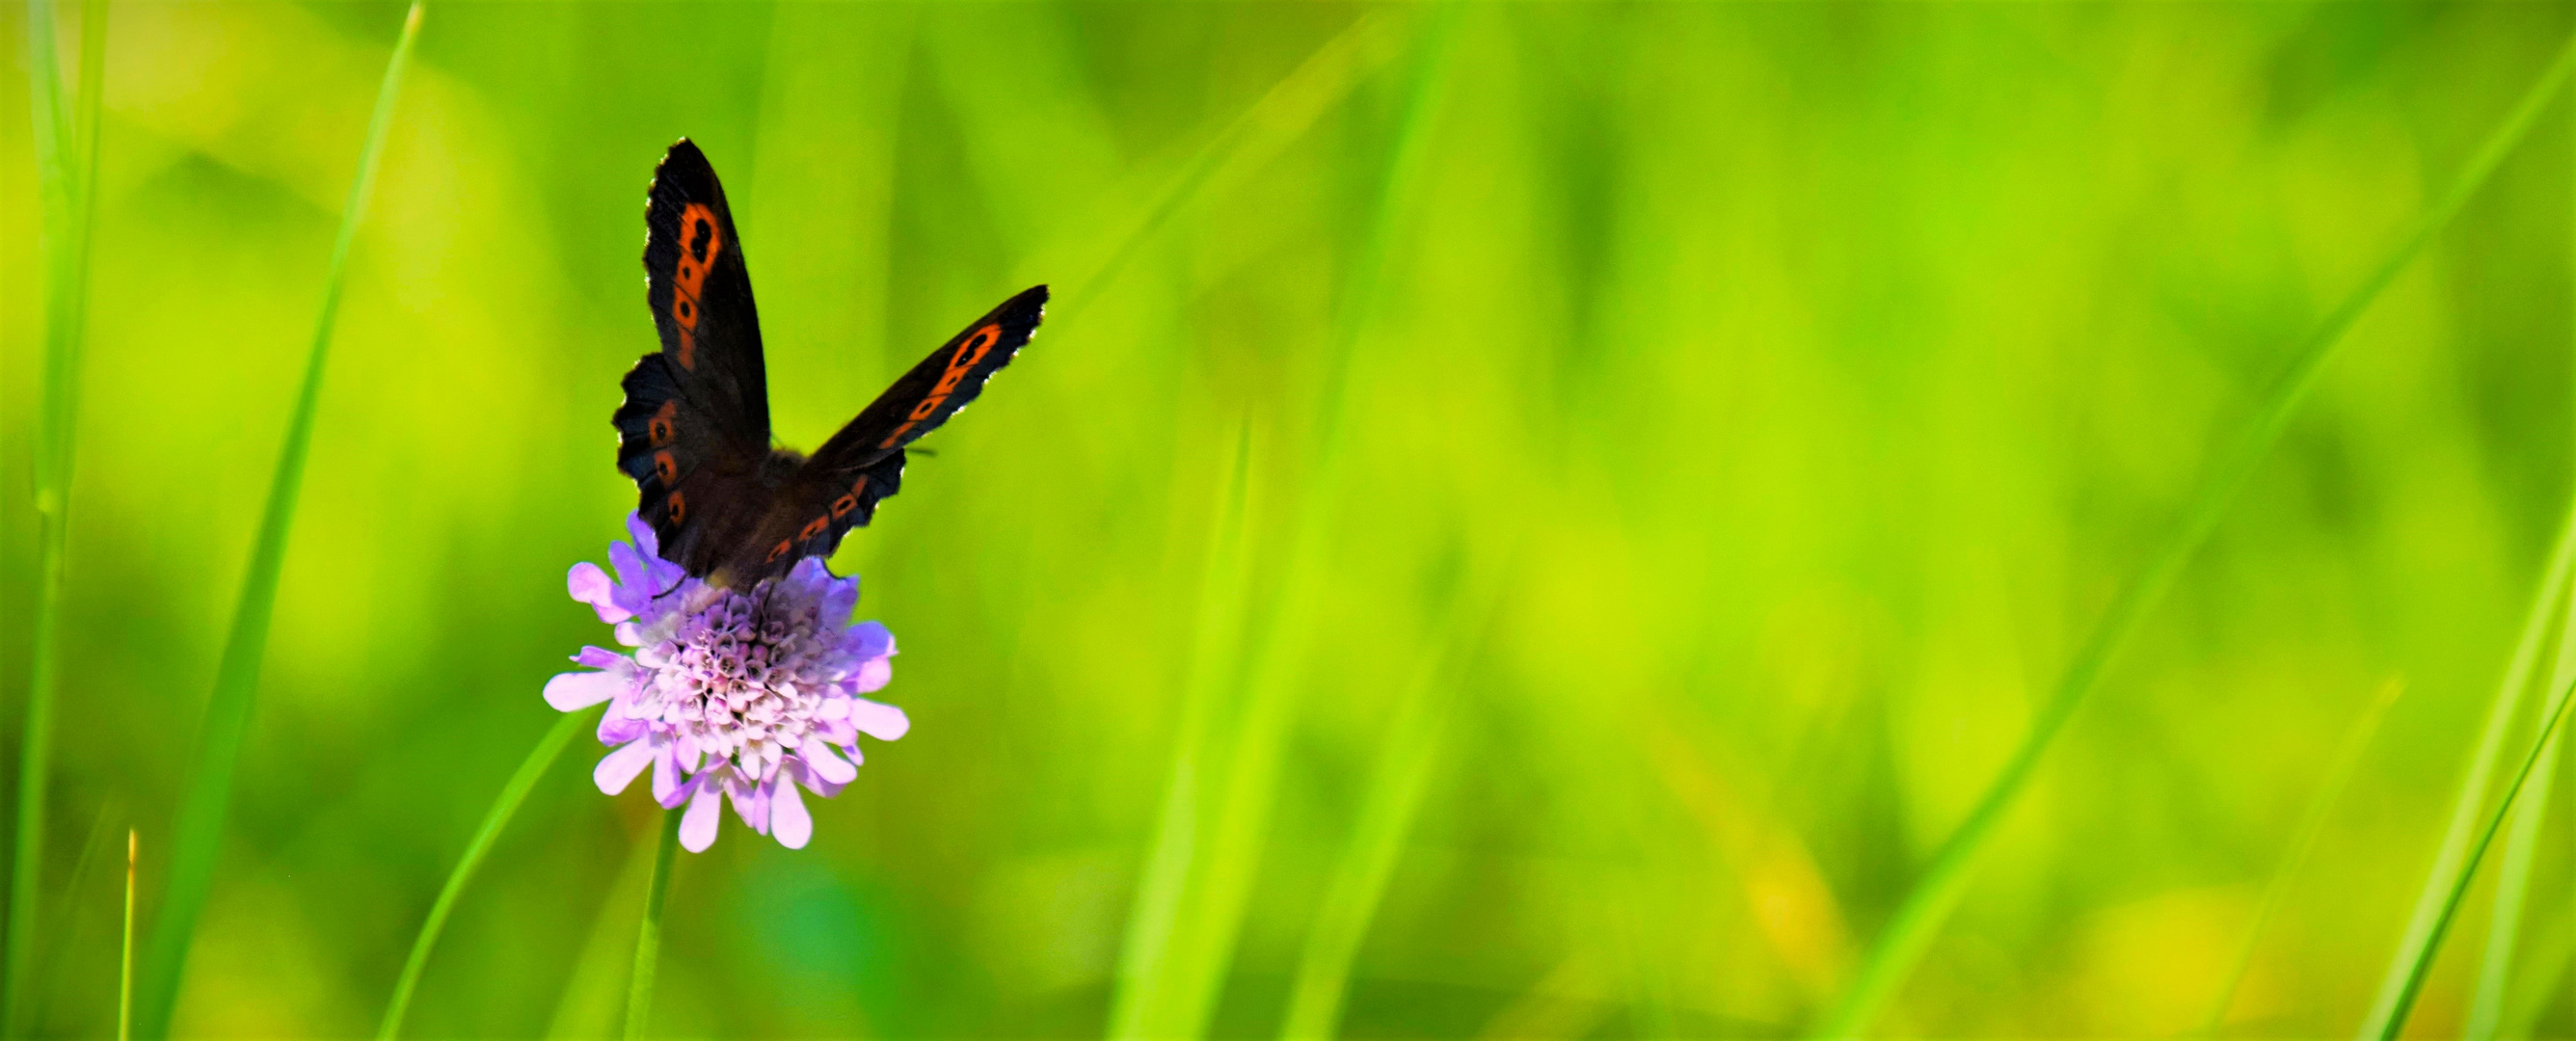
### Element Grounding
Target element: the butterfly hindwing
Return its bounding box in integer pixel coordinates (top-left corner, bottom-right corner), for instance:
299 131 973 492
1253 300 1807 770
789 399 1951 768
766 285 1050 563
613 353 767 575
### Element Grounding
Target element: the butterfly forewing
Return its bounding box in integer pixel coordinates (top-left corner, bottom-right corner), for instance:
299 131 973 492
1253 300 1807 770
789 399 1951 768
616 139 775 575
773 285 1050 563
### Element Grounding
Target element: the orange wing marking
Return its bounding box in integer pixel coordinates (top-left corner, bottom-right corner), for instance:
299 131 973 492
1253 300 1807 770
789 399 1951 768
765 539 793 563
652 450 678 485
831 494 857 519
799 516 829 541
669 202 724 371
666 492 687 522
648 400 679 446
876 325 1003 448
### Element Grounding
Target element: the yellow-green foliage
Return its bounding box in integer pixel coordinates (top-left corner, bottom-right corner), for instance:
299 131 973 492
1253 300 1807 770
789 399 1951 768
5 3 2576 1037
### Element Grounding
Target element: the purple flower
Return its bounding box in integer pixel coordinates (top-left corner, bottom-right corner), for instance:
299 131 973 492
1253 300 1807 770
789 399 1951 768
543 515 907 852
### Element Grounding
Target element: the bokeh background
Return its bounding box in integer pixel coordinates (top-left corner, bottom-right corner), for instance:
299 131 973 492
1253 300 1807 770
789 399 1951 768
9 2 2576 1037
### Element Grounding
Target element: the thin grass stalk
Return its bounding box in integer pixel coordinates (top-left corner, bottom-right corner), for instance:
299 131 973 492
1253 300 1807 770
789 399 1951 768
2380 671 2576 1039
117 830 132 1041
378 708 594 1040
623 809 680 1041
2197 679 2410 1036
1818 35 2576 1038
2460 543 2576 1041
131 6 424 1035
5 0 106 1031
1108 14 1460 1039
1278 555 1493 1041
2465 738 2559 1040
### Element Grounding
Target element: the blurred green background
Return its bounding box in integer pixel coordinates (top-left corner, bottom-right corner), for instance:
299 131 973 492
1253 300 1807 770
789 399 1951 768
9 1 2576 1037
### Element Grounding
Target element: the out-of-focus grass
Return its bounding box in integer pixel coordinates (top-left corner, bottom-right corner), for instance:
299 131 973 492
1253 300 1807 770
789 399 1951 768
9 4 2576 1038
1825 30 2576 1038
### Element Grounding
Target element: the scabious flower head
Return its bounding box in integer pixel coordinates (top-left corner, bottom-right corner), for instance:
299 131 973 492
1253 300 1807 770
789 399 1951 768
543 516 906 851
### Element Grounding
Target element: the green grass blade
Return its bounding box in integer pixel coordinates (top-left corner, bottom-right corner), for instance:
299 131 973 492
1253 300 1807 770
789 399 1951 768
624 808 680 1041
2458 519 2576 1041
1107 15 1460 1039
1817 34 2576 1039
2464 738 2559 1041
5 0 107 1030
378 708 594 1041
2198 679 2409 1036
2378 674 2576 1039
131 6 425 1036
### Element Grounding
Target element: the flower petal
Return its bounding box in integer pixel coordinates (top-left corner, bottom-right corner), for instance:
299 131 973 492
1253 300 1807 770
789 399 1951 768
846 621 893 661
850 657 893 694
771 779 812 849
544 669 626 711
728 775 769 836
804 744 857 786
608 540 650 598
569 563 631 624
599 709 649 746
849 698 909 741
651 742 683 805
594 739 656 795
627 513 659 559
576 646 626 669
681 780 723 852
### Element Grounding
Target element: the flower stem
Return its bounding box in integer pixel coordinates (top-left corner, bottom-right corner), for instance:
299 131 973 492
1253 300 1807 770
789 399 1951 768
624 809 681 1041
377 709 593 1041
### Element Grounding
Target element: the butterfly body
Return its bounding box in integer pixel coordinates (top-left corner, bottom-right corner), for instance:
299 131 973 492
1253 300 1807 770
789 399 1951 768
614 139 1044 587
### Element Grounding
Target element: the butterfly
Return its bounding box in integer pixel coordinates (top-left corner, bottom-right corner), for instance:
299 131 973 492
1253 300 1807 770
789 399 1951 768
612 139 1047 588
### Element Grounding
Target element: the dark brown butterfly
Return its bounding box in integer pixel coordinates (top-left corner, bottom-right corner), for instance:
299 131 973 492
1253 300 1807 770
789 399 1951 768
613 139 1046 587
